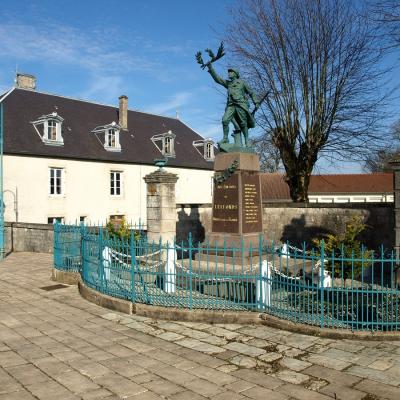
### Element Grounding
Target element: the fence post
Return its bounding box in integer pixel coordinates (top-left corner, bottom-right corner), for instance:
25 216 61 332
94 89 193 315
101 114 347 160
80 222 85 277
164 241 176 293
257 260 271 310
256 234 264 310
83 226 88 283
188 232 193 310
130 231 136 302
99 226 104 290
53 221 60 267
320 240 325 328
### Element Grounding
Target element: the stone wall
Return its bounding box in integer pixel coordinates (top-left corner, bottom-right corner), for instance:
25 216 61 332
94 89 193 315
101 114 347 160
392 165 400 255
262 203 394 250
176 203 394 250
4 202 394 255
5 222 54 254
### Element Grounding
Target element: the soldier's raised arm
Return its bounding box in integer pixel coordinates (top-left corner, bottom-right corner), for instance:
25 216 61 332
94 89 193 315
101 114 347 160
207 63 228 88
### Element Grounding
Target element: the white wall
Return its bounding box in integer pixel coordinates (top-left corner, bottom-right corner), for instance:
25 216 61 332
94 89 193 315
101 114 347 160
4 155 213 224
308 194 394 203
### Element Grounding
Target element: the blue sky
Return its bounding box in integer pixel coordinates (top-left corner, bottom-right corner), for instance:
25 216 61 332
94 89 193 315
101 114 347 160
0 0 398 173
0 0 229 139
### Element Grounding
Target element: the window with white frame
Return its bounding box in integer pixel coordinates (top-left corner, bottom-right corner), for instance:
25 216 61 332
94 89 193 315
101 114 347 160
192 139 215 161
49 168 64 196
31 112 64 146
164 136 173 155
47 120 57 141
107 129 117 148
110 171 122 196
92 122 121 152
205 141 214 160
151 130 176 157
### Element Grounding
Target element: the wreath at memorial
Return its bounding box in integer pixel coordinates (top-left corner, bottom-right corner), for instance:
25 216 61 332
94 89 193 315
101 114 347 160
213 159 239 184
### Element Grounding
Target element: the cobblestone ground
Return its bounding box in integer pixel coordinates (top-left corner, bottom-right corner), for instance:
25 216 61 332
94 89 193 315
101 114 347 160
1 253 400 399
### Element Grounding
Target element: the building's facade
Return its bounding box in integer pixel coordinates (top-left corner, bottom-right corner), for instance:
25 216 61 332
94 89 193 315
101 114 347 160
1 74 215 224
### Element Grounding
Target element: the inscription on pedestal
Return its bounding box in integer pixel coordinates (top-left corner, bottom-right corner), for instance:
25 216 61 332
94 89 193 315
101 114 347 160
212 174 239 233
242 174 262 233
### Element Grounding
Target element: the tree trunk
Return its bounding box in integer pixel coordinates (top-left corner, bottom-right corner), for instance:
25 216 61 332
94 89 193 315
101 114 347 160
285 172 310 202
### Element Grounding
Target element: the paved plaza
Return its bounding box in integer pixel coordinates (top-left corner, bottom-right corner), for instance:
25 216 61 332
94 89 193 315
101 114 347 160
1 253 400 399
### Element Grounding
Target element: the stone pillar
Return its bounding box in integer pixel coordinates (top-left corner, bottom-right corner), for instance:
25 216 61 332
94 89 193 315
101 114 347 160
391 162 400 257
143 169 178 244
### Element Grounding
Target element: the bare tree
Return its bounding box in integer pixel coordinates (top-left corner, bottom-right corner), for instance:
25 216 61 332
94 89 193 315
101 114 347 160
250 135 282 172
225 0 389 201
371 0 400 48
364 149 395 172
364 120 400 172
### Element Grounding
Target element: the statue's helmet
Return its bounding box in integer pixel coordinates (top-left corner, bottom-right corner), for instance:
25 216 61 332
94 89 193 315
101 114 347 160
228 68 240 78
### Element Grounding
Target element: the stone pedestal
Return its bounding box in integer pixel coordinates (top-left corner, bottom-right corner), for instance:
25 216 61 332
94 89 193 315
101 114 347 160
143 169 178 244
205 152 264 252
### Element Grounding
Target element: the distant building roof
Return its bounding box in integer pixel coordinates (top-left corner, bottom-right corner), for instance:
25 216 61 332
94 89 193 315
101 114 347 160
262 173 393 201
261 173 291 202
309 173 393 194
1 87 214 170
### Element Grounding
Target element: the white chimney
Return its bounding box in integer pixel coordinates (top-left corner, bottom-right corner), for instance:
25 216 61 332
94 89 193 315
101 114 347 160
15 73 36 90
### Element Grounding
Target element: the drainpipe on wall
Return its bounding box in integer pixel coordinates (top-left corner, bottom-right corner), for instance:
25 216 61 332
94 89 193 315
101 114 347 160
0 102 4 259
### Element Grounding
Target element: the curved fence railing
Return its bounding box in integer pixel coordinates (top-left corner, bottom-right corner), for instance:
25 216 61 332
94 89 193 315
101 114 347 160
54 223 400 332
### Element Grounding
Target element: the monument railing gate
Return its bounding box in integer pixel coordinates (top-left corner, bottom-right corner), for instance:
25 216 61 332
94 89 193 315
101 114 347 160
54 222 400 332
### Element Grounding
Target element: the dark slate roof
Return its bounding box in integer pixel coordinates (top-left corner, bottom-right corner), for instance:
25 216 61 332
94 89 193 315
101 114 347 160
1 88 214 170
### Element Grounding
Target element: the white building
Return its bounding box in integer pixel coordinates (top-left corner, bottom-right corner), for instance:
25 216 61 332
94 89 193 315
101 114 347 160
1 74 215 225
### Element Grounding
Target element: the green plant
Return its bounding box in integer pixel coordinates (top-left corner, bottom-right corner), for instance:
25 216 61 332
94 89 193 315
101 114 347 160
312 216 373 279
106 217 140 242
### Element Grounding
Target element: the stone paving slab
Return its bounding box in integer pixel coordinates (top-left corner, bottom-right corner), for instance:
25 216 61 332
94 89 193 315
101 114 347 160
0 253 399 399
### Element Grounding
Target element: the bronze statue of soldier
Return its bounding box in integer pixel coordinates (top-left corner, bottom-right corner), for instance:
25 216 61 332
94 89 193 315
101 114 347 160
196 43 261 152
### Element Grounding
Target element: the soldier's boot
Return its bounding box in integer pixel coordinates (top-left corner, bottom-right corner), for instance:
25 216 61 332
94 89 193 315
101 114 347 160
242 127 249 147
232 129 242 146
220 123 229 143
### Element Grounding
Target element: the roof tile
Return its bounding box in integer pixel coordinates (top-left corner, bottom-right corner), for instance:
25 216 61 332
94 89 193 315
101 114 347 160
2 88 214 170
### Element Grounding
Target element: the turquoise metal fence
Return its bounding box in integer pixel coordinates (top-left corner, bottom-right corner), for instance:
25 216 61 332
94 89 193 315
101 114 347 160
54 223 400 331
0 102 4 259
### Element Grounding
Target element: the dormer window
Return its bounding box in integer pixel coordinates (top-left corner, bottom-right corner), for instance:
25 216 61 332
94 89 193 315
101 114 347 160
31 112 64 146
107 129 117 148
151 130 176 157
205 142 214 160
193 139 215 161
164 136 173 154
92 122 121 152
47 120 57 140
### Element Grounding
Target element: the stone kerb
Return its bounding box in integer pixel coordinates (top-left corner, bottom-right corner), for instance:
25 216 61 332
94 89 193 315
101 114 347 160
143 168 178 245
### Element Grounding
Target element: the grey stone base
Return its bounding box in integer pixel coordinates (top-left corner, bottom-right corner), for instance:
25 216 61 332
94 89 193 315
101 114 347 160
51 268 80 285
78 281 134 314
53 268 400 340
260 313 400 341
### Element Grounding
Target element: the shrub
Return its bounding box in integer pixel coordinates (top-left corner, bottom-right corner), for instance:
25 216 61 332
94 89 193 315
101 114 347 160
105 217 140 242
312 216 373 279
